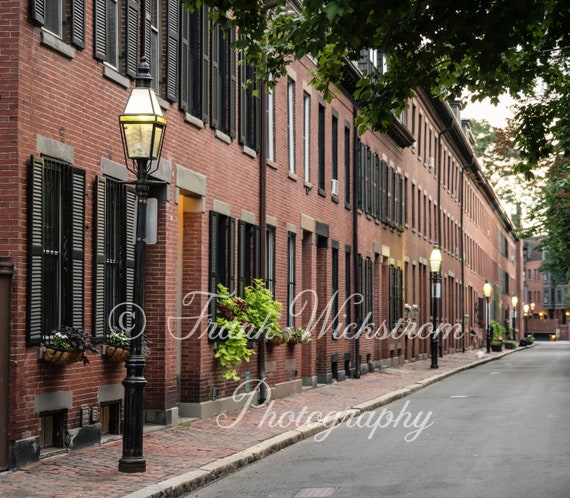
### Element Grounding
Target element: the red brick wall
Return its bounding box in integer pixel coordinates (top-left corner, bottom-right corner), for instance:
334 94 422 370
1 1 520 463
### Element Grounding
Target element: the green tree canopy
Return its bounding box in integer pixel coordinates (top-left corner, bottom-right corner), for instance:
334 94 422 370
185 0 569 176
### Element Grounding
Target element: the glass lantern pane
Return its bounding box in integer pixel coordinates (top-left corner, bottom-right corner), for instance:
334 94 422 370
123 123 154 158
151 127 164 158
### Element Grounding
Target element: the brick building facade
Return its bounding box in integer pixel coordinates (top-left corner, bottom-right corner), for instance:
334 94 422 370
0 0 521 469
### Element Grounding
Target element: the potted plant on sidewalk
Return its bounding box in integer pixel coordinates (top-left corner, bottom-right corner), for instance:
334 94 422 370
490 320 505 352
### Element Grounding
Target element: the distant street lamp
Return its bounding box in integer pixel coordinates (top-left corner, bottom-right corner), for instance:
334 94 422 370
523 303 530 337
511 295 518 340
118 56 166 474
429 244 443 369
483 280 493 353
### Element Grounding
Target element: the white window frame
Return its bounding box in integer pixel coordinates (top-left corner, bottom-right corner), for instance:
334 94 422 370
267 82 275 162
287 78 296 174
303 92 311 181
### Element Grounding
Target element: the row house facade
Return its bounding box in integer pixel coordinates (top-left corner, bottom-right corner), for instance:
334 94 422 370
522 237 569 340
0 0 521 469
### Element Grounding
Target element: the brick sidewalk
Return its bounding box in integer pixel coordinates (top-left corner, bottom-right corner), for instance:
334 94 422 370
0 349 512 498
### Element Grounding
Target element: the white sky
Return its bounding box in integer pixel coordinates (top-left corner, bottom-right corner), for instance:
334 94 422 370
462 95 516 128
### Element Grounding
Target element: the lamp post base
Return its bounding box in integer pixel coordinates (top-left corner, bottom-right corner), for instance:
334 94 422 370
118 457 146 473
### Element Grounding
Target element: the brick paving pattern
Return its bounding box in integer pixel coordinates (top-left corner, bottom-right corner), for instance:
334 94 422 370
0 350 508 497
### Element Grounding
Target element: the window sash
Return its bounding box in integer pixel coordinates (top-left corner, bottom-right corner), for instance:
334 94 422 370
287 79 296 173
303 93 310 181
267 82 275 161
106 0 119 67
45 0 63 37
287 232 296 327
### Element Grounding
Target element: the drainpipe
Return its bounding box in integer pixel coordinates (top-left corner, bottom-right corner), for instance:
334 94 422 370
258 64 267 404
437 124 453 358
460 165 465 352
352 106 361 379
459 157 474 352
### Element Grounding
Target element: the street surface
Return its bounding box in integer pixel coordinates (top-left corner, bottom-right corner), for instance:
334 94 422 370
188 342 570 498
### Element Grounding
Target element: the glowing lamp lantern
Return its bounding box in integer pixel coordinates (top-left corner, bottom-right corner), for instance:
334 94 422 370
119 57 166 171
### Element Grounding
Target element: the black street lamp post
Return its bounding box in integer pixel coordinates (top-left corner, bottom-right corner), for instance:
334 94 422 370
483 280 492 353
511 295 518 340
118 57 166 473
523 303 529 337
429 244 442 369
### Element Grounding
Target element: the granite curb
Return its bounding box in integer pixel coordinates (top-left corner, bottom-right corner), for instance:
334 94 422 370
124 347 525 498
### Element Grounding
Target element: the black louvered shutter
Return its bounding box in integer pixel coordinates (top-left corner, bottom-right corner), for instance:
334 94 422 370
144 0 151 64
71 0 86 48
209 211 219 331
237 220 246 296
229 29 237 139
27 157 44 345
70 167 86 329
210 25 220 128
60 165 74 326
201 6 210 123
166 0 179 102
125 188 136 321
93 0 107 60
239 55 247 145
179 8 189 111
228 217 235 293
31 0 45 25
254 225 261 279
93 177 106 338
254 87 261 152
126 0 140 77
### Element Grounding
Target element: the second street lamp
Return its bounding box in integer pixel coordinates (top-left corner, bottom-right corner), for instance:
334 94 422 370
483 280 492 353
523 303 530 337
429 244 443 369
118 56 167 474
511 295 518 340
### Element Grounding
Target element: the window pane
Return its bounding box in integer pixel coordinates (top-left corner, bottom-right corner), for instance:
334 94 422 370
106 0 119 68
45 0 62 37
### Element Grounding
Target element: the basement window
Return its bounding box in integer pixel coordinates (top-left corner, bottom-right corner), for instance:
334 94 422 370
100 401 121 436
39 410 66 451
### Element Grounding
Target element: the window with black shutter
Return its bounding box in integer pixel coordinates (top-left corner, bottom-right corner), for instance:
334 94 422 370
318 103 326 193
211 25 236 137
331 113 338 186
94 0 138 75
93 177 136 340
208 211 235 322
331 244 339 338
239 51 260 151
287 232 296 328
32 0 85 48
344 124 351 206
180 4 205 117
388 265 403 329
266 226 276 294
237 220 260 297
27 157 85 345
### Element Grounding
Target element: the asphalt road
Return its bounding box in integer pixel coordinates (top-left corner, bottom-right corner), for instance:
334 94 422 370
188 342 570 498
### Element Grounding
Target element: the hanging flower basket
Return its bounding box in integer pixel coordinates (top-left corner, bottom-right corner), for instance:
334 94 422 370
43 347 84 366
40 325 100 366
268 335 285 346
103 345 130 364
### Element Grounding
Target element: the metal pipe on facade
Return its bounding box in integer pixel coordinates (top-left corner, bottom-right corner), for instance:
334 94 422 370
352 106 361 379
258 63 268 404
